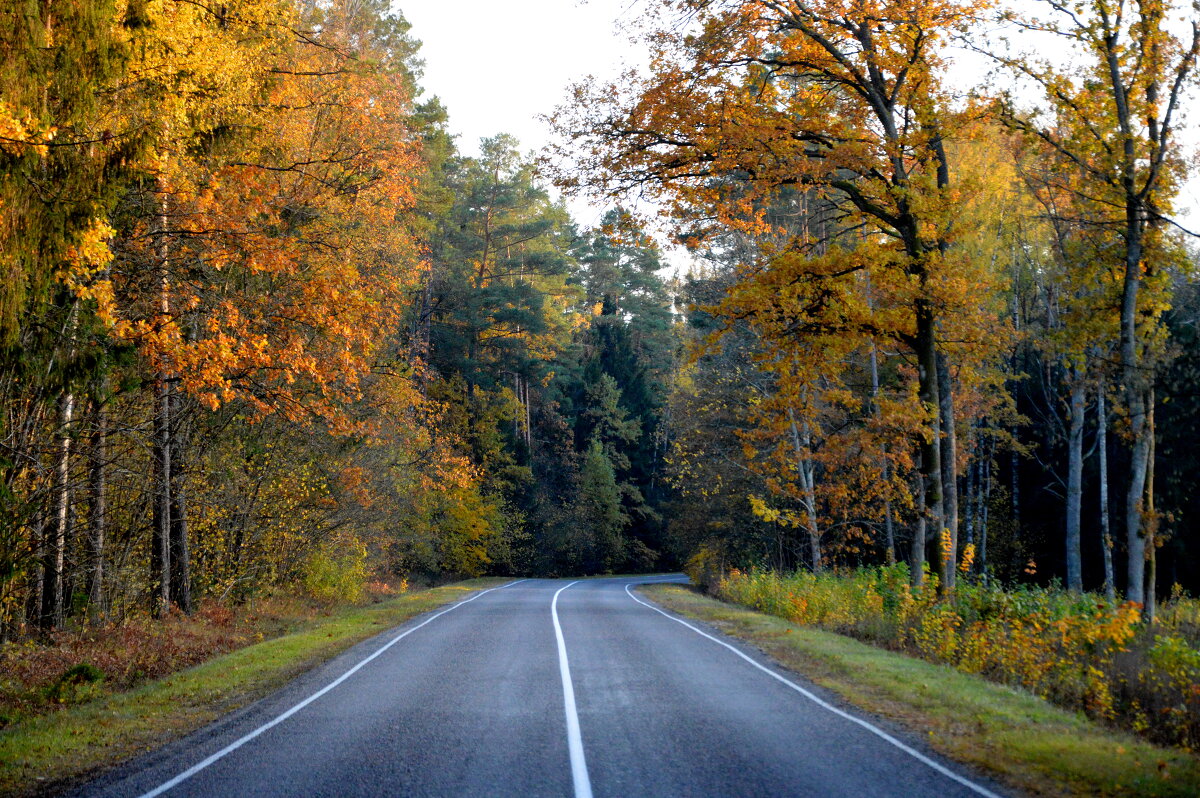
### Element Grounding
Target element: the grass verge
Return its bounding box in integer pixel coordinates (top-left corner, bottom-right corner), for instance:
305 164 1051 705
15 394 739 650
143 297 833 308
641 583 1200 798
0 578 509 797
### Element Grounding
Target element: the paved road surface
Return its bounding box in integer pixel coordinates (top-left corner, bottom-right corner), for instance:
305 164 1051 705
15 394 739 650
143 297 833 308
75 577 1009 797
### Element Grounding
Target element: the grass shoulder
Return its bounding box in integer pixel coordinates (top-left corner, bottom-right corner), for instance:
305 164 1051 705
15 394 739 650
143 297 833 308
0 578 509 797
640 582 1200 798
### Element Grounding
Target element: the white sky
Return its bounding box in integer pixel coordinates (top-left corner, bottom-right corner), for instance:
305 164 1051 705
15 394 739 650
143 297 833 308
399 0 648 229
399 0 1199 237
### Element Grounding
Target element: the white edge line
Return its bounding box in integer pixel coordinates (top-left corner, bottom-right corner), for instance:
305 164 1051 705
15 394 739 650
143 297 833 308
624 582 1004 798
552 581 593 798
137 579 527 798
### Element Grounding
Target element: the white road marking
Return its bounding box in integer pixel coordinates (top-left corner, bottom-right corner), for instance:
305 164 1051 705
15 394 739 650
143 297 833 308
552 580 594 798
624 582 1004 798
137 580 526 798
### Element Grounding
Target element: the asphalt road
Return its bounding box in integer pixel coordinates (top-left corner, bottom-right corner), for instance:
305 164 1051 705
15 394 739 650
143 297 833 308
74 577 1010 798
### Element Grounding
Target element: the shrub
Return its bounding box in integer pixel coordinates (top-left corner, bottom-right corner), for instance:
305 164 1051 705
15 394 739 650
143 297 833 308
684 541 728 593
43 663 105 705
302 536 368 604
716 565 1200 750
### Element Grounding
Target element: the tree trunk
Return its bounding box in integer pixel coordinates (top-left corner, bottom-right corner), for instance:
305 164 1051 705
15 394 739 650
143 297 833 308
914 300 943 588
965 443 977 550
800 456 821 574
883 492 897 564
787 408 821 573
87 393 107 620
937 352 958 590
525 379 533 452
152 193 172 616
152 379 172 616
1120 207 1149 605
1097 388 1115 601
1124 387 1150 606
1144 387 1156 622
48 389 74 628
1010 445 1020 538
870 339 896 563
1065 372 1085 592
912 474 927 587
169 387 191 614
981 445 992 584
1009 277 1021 550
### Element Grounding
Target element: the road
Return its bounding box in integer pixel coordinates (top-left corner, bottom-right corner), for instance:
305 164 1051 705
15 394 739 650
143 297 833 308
75 577 1009 798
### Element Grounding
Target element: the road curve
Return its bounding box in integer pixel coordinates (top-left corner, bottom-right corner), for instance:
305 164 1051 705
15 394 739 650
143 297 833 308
73 577 1011 798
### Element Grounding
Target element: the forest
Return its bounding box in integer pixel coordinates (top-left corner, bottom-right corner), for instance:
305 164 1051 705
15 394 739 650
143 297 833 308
3 0 1200 747
0 0 690 639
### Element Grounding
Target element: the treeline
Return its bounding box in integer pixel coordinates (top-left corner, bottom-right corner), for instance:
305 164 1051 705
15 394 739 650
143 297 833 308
0 0 675 638
7 0 1200 643
554 0 1200 614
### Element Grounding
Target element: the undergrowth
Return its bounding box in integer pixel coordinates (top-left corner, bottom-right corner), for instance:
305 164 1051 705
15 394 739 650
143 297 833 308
0 582 407 730
707 563 1200 751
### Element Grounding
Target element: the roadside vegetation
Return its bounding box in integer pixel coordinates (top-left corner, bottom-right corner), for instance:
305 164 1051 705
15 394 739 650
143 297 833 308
646 583 1200 798
0 580 504 796
699 565 1200 752
0 580 410 731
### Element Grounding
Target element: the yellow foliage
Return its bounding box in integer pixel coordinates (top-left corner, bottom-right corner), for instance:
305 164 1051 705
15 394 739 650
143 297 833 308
716 566 1200 748
958 543 976 574
303 535 368 604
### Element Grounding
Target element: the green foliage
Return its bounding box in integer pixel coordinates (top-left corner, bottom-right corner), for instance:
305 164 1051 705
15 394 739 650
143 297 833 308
575 439 628 573
302 537 368 604
43 664 105 706
582 374 640 470
425 134 577 392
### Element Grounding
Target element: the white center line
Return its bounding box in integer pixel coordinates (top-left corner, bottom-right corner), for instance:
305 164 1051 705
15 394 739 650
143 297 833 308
552 580 593 798
624 582 1003 798
137 580 526 798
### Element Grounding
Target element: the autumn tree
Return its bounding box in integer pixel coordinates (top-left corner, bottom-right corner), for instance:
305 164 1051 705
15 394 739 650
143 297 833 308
666 264 787 571
0 0 445 632
99 0 426 613
990 0 1199 607
553 0 1003 588
0 0 146 630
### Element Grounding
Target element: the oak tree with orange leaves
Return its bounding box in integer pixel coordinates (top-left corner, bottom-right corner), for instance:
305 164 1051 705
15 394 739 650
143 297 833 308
552 0 998 587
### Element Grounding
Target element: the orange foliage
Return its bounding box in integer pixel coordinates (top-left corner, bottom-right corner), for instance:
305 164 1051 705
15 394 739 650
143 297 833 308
99 0 424 429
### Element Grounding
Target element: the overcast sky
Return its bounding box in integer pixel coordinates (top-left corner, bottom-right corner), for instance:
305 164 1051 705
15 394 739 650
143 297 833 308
399 0 1199 234
399 0 647 228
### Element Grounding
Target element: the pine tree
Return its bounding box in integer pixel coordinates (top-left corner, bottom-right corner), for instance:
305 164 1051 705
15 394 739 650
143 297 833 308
576 438 628 573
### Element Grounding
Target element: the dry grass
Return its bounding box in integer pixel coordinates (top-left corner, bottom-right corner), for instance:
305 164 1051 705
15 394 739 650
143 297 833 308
0 579 506 796
0 585 407 729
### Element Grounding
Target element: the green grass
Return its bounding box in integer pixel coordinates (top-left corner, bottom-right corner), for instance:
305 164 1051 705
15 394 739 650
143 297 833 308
641 583 1200 798
0 578 509 797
